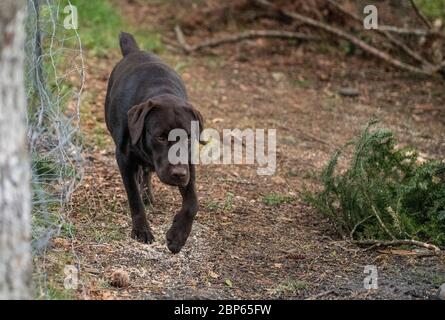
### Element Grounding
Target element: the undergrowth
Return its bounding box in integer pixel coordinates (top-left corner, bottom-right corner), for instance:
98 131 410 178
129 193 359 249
65 0 164 57
415 0 445 20
305 119 445 246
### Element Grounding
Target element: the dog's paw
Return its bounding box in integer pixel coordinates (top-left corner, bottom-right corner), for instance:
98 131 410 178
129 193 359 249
166 223 192 254
131 226 154 244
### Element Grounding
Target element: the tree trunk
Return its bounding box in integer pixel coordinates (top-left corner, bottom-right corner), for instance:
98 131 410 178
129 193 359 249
0 0 32 299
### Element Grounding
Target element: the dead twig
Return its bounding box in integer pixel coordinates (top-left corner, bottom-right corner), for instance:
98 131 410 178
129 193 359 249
409 0 432 29
349 215 373 239
274 122 335 148
351 239 441 255
218 178 257 185
161 36 182 53
175 24 318 53
174 25 192 52
296 128 333 147
305 289 335 300
369 204 396 240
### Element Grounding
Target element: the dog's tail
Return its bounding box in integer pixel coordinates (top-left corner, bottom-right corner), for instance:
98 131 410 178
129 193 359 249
119 32 139 57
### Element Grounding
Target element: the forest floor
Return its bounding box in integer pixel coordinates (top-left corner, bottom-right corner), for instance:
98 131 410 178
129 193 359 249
40 0 445 299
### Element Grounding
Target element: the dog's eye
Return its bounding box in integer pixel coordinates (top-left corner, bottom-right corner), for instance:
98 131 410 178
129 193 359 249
156 136 167 143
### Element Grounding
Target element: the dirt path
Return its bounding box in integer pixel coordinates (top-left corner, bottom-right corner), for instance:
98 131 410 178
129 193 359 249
48 1 445 299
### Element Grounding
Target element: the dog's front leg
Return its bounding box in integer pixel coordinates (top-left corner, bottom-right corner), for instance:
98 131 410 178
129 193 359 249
117 152 154 244
166 165 199 253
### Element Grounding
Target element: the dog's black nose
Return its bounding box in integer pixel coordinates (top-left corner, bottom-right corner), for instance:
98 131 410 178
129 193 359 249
171 167 187 180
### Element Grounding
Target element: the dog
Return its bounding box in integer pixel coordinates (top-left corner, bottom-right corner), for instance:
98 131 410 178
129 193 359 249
105 32 203 253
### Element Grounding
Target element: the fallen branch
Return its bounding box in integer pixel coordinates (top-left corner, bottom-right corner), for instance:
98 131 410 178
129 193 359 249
253 0 441 77
327 0 433 69
378 25 443 37
175 25 318 53
351 239 441 255
377 248 438 257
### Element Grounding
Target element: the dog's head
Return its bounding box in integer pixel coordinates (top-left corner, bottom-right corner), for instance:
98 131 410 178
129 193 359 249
127 94 203 186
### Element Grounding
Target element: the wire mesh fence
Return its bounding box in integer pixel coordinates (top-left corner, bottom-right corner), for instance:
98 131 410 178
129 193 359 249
25 0 84 255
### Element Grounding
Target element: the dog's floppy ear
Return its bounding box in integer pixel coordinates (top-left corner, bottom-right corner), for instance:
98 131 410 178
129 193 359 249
186 106 205 144
127 101 155 145
191 108 204 133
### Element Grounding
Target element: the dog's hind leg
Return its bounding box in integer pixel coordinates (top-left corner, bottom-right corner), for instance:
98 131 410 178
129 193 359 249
140 167 155 206
117 153 154 244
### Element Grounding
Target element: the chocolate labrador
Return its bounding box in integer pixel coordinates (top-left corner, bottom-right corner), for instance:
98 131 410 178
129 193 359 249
105 32 203 253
